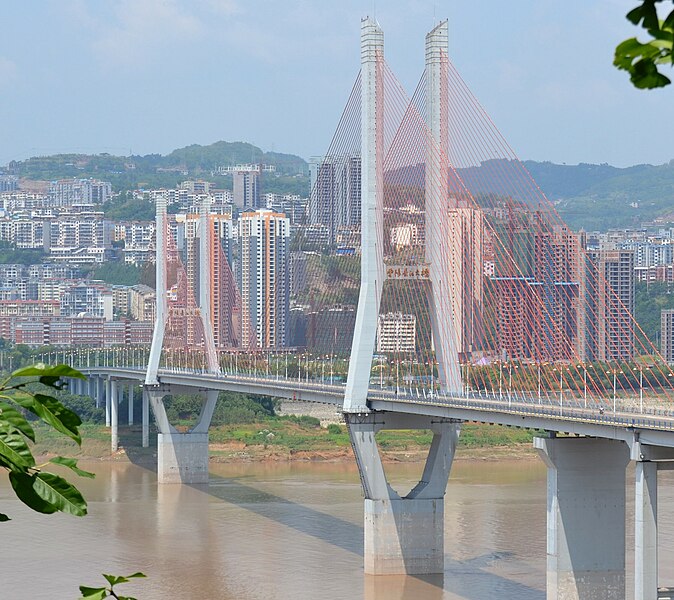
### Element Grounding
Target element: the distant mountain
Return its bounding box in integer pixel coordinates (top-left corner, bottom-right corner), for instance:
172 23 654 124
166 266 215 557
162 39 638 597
5 141 310 196
524 160 674 231
4 143 674 231
456 159 674 230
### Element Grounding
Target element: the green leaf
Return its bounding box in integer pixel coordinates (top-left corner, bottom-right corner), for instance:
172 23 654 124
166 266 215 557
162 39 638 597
78 586 108 600
0 423 36 470
12 391 82 444
664 9 674 30
125 573 147 579
33 471 88 516
11 363 85 381
631 57 672 88
0 400 35 442
0 513 10 522
626 1 659 29
49 456 96 479
8 471 58 514
103 574 128 586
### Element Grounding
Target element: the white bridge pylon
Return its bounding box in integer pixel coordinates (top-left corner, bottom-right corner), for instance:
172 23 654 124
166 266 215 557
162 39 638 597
145 195 220 386
344 18 461 413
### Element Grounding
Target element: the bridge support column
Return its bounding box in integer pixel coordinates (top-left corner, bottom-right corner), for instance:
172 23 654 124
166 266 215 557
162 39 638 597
346 412 458 575
95 376 103 409
111 379 119 452
635 460 657 600
146 387 218 484
128 383 134 425
534 437 629 600
142 388 149 448
105 377 111 427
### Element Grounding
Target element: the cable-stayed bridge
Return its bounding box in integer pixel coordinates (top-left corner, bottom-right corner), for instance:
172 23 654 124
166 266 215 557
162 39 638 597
71 18 674 598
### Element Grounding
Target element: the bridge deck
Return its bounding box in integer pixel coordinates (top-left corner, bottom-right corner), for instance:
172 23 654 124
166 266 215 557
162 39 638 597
83 367 674 447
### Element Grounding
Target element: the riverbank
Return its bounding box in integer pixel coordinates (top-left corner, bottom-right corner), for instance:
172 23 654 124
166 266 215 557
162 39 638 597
30 420 540 463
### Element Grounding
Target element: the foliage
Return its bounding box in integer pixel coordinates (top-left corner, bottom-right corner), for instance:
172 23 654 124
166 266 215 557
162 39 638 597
635 281 674 344
0 241 46 265
0 363 94 521
57 393 106 424
90 262 141 286
523 160 674 230
79 572 147 600
0 343 41 373
327 423 342 435
163 392 276 426
452 159 674 231
103 194 155 221
614 0 674 88
8 141 309 196
281 414 321 428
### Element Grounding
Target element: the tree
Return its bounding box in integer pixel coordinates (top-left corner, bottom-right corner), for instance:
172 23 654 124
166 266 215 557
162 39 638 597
0 363 93 521
614 0 674 88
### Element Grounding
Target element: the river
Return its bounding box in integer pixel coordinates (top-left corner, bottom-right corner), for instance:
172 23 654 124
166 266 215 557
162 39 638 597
2 458 673 599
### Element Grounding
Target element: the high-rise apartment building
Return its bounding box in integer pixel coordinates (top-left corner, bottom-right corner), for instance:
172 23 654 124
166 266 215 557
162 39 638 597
489 212 581 361
238 209 290 349
181 213 235 349
584 249 635 361
48 178 112 205
661 309 674 365
232 165 262 210
447 204 484 359
377 312 416 353
309 155 361 246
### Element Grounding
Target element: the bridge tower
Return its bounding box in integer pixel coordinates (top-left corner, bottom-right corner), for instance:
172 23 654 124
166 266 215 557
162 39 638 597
344 19 460 576
144 195 220 484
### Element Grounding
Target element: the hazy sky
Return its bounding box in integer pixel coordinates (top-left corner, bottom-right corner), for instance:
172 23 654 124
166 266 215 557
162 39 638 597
0 0 672 167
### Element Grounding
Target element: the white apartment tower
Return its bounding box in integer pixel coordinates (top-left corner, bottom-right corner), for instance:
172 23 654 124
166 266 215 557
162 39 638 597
238 209 290 349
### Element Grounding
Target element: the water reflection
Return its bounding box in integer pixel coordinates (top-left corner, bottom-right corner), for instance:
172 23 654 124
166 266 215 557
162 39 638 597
0 459 551 599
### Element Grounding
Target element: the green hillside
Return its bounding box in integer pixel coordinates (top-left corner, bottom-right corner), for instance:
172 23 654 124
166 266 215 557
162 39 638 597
4 142 674 231
524 160 674 231
5 141 310 197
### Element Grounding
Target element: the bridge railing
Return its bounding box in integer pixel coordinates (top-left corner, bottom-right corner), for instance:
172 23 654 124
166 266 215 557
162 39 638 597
40 348 674 427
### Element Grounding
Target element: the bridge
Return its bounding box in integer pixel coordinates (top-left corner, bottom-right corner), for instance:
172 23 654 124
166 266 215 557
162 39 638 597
65 18 674 599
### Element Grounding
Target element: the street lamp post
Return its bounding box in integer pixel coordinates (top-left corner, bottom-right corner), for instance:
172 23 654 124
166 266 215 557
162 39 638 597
640 366 643 413
499 362 503 401
396 359 399 395
507 363 514 408
379 356 383 389
613 369 617 414
633 365 646 413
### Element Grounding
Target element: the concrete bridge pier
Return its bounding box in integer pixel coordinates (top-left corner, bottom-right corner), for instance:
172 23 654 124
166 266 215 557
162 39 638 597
128 383 135 425
345 412 458 575
535 436 630 600
628 438 674 600
105 377 112 427
142 387 150 448
111 379 119 452
145 385 219 484
94 375 103 409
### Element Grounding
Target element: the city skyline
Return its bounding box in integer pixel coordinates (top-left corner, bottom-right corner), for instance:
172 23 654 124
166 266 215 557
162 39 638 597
0 1 672 168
